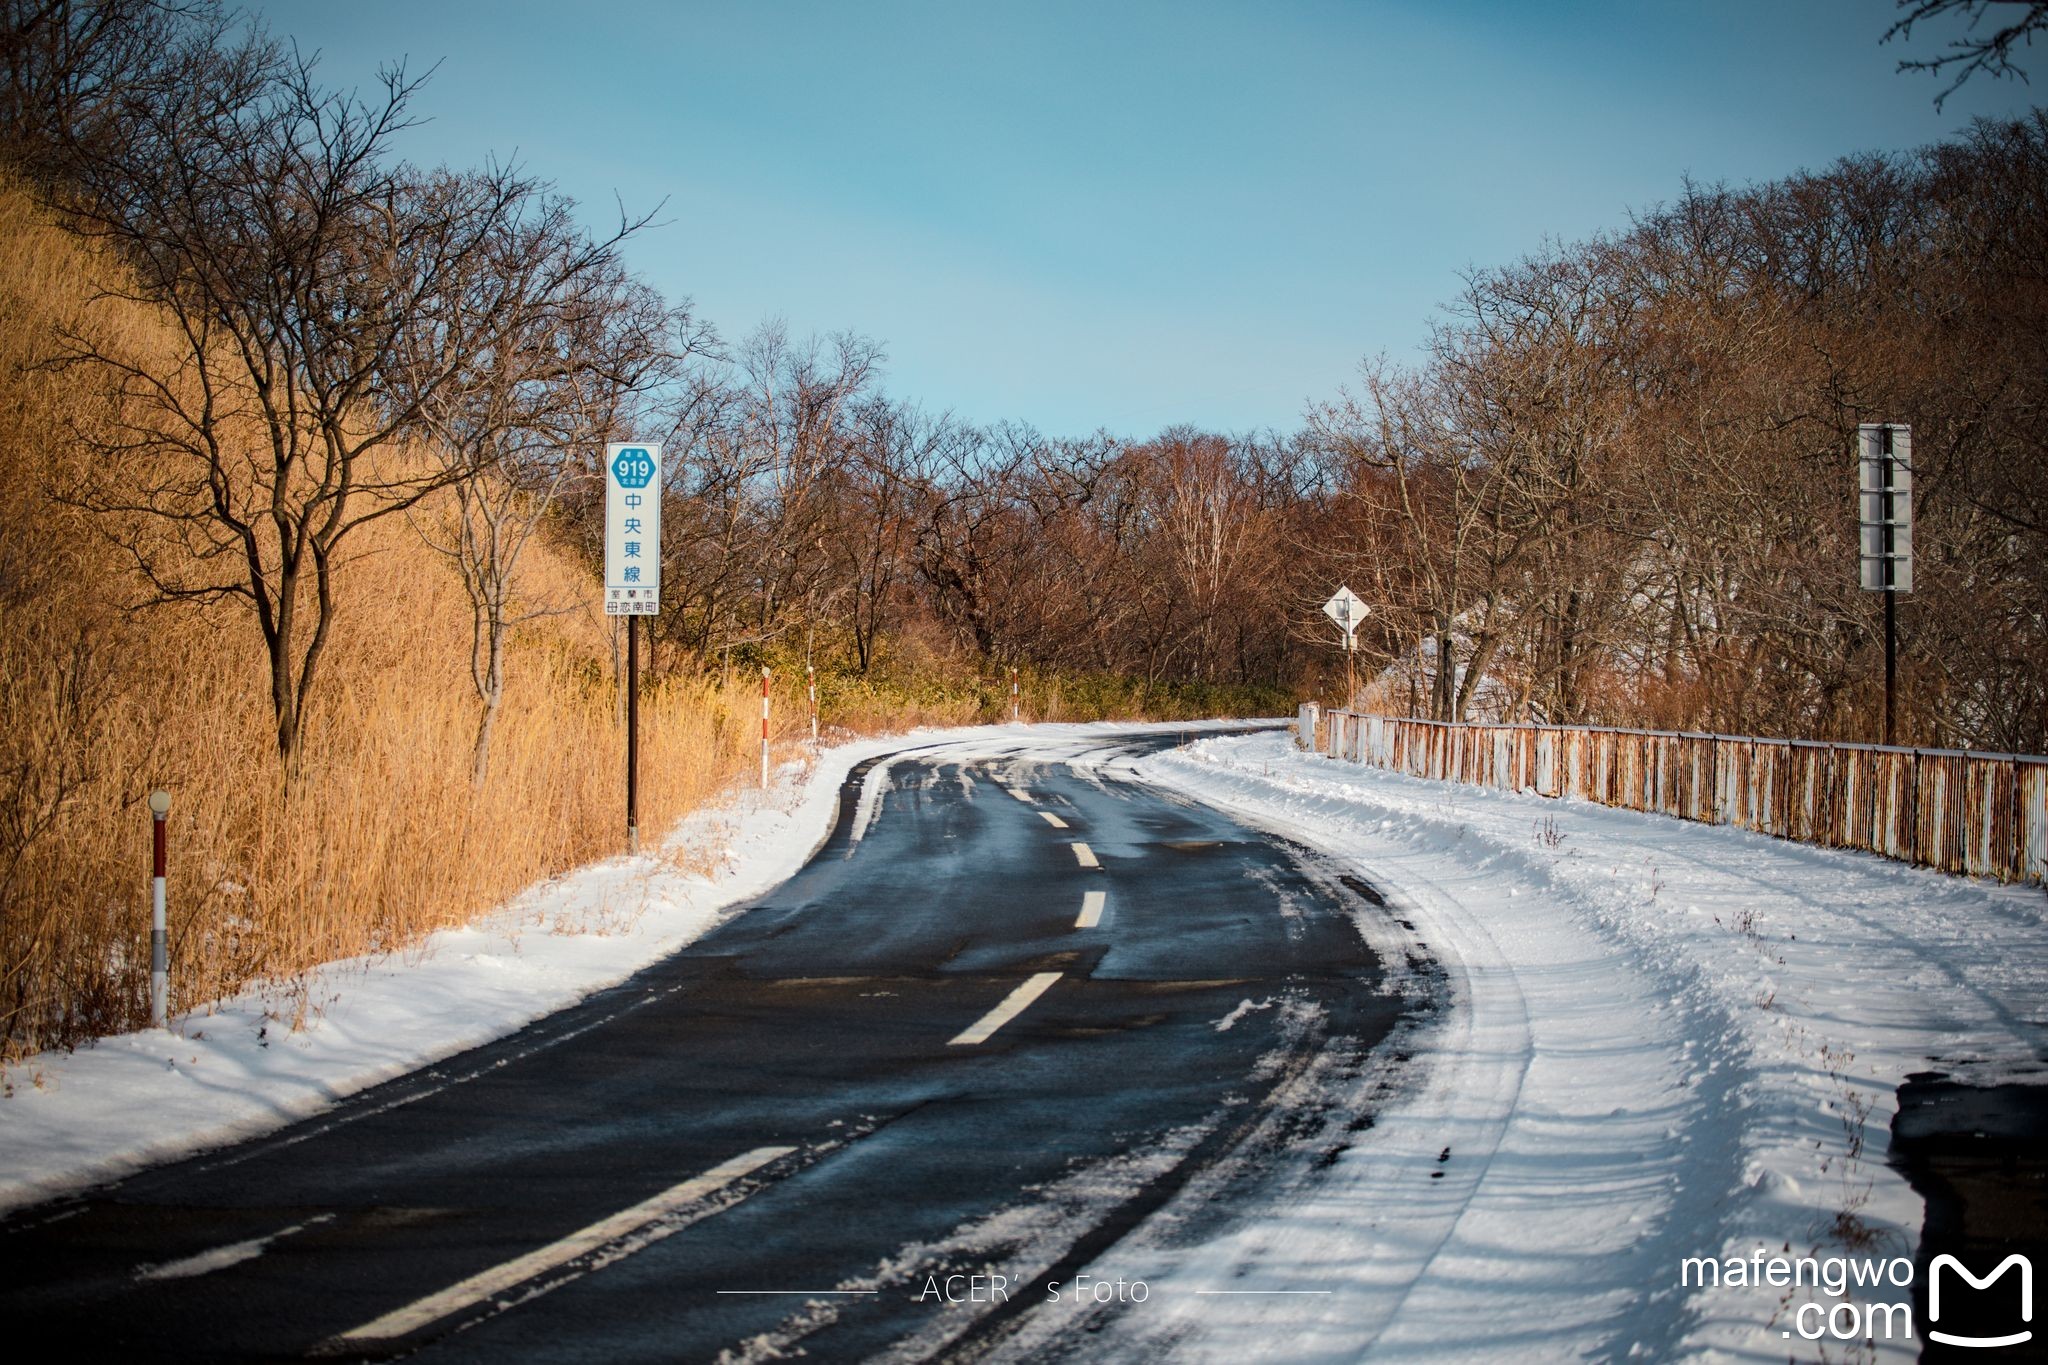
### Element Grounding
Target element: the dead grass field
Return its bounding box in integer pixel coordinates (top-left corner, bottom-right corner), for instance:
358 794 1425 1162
0 179 814 1056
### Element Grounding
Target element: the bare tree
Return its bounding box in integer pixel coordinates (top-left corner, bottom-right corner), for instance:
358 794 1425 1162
831 399 944 674
404 213 688 784
56 53 578 774
911 424 1035 661
1885 0 2047 108
0 0 220 181
653 323 879 667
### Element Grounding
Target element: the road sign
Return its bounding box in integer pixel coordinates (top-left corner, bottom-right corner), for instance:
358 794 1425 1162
1857 424 1912 594
605 442 661 616
1322 586 1369 639
1323 586 1370 710
1857 423 1912 745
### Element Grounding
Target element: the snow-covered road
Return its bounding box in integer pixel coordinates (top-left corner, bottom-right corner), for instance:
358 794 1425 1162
1089 728 2047 1362
4 722 2042 1361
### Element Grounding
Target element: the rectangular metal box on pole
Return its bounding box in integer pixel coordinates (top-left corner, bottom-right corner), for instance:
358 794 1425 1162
1857 424 1912 594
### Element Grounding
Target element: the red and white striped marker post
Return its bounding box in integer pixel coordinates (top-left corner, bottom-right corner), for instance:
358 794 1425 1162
807 663 818 749
147 788 170 1028
1010 667 1020 724
760 666 772 788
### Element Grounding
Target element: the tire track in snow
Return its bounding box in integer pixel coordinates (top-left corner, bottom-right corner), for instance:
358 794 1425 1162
1102 745 1731 1364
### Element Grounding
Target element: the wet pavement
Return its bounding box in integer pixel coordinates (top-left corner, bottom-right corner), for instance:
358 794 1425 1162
0 731 1413 1362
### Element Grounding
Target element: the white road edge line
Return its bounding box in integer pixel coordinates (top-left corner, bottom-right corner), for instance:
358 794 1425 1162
1038 810 1069 829
1071 841 1100 868
331 1146 793 1345
1075 890 1106 929
949 972 1063 1046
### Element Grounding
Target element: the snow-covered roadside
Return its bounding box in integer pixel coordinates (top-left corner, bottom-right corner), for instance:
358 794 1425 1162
0 721 1224 1218
0 730 861 1216
1117 729 2048 1362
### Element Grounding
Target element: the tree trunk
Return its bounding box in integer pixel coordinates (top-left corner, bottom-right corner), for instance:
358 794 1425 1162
471 621 506 788
1432 623 1457 721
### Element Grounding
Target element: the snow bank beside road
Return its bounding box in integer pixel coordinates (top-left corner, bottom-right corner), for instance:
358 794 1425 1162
1125 729 2048 1362
0 732 856 1215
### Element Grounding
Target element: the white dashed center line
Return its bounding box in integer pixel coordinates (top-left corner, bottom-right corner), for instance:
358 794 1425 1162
136 1213 333 1281
1070 841 1100 868
1006 787 1033 803
948 972 1063 1046
330 1146 792 1346
1075 890 1106 929
1038 810 1069 829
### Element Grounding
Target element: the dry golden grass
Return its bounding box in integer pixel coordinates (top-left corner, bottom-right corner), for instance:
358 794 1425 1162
0 177 814 1057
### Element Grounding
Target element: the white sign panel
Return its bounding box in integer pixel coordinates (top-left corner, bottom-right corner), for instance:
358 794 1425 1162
1856 424 1912 594
604 441 661 616
1322 586 1369 637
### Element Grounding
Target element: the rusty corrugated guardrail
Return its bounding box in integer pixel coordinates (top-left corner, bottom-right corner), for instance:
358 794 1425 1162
1292 703 2048 885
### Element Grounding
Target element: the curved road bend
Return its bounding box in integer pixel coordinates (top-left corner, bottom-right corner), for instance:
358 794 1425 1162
0 729 1421 1362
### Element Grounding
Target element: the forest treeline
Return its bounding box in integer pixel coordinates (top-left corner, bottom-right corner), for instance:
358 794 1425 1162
0 2 2043 1050
601 112 2048 753
1313 116 2048 752
10 2 2045 759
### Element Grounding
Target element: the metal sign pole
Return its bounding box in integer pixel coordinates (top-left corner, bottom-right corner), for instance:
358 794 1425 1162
1884 590 1897 746
627 616 639 855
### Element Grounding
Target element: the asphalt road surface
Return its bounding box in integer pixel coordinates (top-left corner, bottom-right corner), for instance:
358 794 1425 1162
0 730 1419 1362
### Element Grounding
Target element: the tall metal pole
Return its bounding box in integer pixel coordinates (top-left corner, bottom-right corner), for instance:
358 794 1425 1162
760 666 772 788
1881 426 1897 747
1010 667 1020 723
807 663 817 749
626 615 639 855
1884 589 1897 747
1345 635 1355 711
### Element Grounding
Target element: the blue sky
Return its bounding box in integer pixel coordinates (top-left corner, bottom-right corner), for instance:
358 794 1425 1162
253 0 2039 438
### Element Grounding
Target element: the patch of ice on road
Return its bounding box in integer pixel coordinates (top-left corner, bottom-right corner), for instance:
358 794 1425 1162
136 1212 332 1281
1214 998 1275 1032
846 759 894 850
